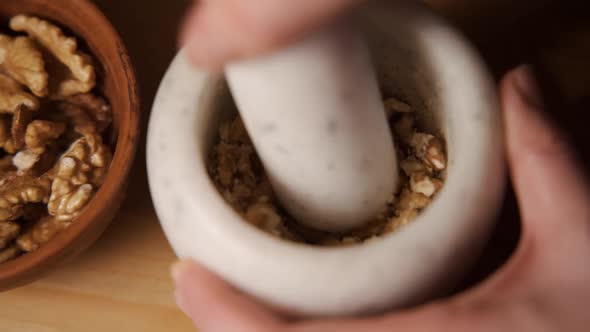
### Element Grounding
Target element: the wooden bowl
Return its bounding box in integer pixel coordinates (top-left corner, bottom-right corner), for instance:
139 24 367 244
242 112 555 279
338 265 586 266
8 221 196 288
0 0 140 290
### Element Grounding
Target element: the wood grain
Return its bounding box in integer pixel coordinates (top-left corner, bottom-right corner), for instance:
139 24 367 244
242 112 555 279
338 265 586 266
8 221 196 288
0 0 141 291
1 0 195 331
1 0 588 331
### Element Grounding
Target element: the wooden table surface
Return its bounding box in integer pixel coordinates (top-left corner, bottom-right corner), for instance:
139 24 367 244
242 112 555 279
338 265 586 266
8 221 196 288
0 1 588 331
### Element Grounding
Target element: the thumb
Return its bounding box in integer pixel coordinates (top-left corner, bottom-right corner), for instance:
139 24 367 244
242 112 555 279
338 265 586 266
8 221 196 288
500 65 590 249
180 0 361 69
171 260 282 332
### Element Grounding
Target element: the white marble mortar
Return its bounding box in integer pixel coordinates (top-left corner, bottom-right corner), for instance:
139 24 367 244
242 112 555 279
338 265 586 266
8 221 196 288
147 0 505 317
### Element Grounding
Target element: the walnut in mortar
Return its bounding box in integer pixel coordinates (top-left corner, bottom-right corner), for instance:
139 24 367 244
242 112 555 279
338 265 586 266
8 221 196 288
383 97 412 115
208 95 449 245
409 172 443 198
410 133 447 171
245 202 283 235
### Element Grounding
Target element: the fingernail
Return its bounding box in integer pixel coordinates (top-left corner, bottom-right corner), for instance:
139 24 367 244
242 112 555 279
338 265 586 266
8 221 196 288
513 65 544 109
171 260 191 313
171 260 192 285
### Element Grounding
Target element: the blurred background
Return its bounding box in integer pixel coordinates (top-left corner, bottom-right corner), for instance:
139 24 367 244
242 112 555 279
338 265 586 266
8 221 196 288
0 0 588 331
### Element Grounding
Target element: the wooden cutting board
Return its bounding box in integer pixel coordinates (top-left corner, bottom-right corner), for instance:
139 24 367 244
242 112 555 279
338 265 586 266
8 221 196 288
1 1 588 331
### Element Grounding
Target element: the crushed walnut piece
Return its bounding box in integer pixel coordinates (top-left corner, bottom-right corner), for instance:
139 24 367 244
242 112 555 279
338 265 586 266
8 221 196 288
383 97 412 115
383 209 418 234
409 172 443 198
219 117 250 144
208 97 447 245
410 133 447 171
245 202 282 235
393 113 414 144
10 15 96 99
0 15 113 263
400 157 428 176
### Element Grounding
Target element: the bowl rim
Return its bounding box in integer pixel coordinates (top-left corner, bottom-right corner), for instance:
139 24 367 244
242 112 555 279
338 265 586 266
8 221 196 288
0 0 140 289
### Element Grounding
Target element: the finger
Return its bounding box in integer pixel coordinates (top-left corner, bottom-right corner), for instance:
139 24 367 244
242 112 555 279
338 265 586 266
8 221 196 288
180 0 361 69
169 262 514 332
289 306 449 332
288 301 524 332
171 260 281 332
169 261 479 332
500 65 590 243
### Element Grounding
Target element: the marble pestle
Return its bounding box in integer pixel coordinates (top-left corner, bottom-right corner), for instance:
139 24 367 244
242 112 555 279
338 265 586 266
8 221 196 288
225 21 397 232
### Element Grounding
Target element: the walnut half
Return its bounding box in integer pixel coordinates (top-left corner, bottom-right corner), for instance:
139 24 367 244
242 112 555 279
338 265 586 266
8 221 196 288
0 246 20 263
17 216 69 252
56 93 112 136
0 34 48 97
0 73 39 114
10 15 96 99
48 134 111 220
13 120 64 175
0 221 20 248
0 174 51 222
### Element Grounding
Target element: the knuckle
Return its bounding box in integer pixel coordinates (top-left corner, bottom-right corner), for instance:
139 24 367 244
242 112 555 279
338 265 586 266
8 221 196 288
220 2 282 55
